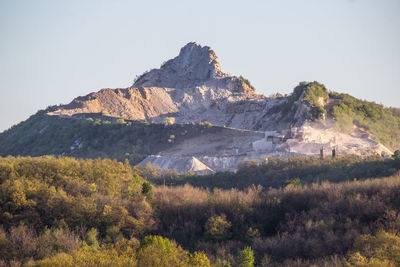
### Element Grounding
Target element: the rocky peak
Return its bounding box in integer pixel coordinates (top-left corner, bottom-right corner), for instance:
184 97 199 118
133 42 227 88
171 42 223 78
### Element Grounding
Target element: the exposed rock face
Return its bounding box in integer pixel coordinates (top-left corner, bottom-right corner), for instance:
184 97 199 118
59 87 178 121
48 42 393 173
134 42 225 88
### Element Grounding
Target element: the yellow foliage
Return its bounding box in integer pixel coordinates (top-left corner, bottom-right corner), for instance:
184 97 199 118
29 238 139 267
346 231 400 267
189 251 211 267
137 235 189 266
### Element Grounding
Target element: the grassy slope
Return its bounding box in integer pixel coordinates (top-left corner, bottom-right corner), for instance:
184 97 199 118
0 110 222 165
330 92 400 150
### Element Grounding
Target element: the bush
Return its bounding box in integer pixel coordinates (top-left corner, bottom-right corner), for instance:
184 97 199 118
164 117 175 125
115 118 126 124
100 109 109 116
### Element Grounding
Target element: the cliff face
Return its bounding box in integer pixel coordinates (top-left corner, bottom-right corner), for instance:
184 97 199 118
7 42 394 173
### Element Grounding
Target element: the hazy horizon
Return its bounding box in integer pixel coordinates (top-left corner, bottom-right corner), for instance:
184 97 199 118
1 0 399 132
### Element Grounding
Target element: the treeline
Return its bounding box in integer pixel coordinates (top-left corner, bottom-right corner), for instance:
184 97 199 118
145 154 400 189
2 156 400 266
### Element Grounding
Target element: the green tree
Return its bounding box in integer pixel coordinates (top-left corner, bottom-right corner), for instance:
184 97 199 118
205 215 232 241
85 228 100 250
189 251 211 267
285 177 302 188
141 181 153 199
236 246 254 267
137 235 189 267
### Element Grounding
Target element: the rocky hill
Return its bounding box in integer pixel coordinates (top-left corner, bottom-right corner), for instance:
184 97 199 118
1 42 399 173
50 42 269 130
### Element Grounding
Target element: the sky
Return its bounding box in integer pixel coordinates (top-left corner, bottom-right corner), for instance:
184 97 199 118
0 0 399 132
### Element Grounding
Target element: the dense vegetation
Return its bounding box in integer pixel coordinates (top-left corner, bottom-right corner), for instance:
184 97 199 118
330 92 400 150
268 81 329 123
1 155 400 266
145 154 400 189
0 110 221 164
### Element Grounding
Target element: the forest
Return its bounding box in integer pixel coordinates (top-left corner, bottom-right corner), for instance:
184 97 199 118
1 155 400 266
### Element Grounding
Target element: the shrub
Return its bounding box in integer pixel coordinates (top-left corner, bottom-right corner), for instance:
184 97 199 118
100 109 109 116
115 118 126 125
164 117 175 125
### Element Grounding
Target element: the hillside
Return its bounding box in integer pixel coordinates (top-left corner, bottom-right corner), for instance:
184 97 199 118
0 110 221 170
0 42 399 173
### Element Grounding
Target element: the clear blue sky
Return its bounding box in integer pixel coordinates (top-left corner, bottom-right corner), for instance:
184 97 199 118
0 0 399 132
